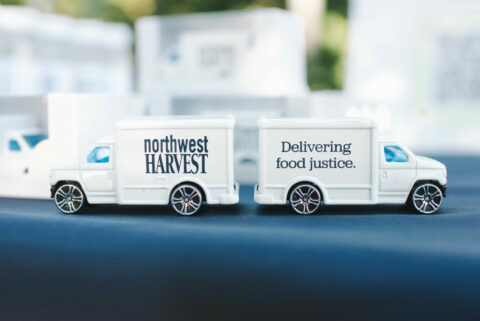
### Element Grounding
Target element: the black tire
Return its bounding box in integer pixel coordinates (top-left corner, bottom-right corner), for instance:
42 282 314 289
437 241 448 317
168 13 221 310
170 184 203 215
54 183 86 214
288 183 322 215
409 183 443 214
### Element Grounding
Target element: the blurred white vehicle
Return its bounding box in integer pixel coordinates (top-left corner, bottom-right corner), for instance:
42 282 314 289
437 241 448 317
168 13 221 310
254 118 447 214
1 130 47 176
0 94 145 199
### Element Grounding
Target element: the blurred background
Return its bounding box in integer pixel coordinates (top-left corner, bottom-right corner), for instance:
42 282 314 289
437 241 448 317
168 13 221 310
0 0 348 92
0 0 479 196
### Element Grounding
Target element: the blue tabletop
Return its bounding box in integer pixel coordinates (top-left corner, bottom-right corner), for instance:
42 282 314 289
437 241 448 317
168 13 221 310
0 156 479 321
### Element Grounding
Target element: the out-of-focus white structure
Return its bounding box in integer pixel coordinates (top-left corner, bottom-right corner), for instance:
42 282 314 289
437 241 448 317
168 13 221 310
136 8 308 96
346 0 480 154
0 94 144 199
0 5 133 95
287 0 326 55
0 6 38 95
309 91 392 133
137 8 311 183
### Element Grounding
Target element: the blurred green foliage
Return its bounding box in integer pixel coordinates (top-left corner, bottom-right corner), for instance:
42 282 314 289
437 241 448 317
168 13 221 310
0 0 348 90
308 4 348 90
155 0 285 14
0 0 22 5
327 0 348 17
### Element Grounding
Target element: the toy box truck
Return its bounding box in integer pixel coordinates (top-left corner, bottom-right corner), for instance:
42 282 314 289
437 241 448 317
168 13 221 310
50 116 239 215
254 118 447 214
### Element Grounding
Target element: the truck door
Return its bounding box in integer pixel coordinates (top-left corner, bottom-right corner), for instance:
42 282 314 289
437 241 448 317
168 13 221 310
1 136 30 177
81 145 114 193
380 145 416 192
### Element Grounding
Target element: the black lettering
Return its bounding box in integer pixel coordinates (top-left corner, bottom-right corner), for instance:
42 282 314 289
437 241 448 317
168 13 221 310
189 139 196 153
144 139 151 153
200 154 208 173
190 154 199 174
183 154 192 174
203 136 209 153
173 153 182 173
156 155 165 173
282 141 291 152
152 139 159 153
165 154 175 174
197 138 204 153
178 139 188 152
164 136 170 153
170 135 176 153
145 154 155 173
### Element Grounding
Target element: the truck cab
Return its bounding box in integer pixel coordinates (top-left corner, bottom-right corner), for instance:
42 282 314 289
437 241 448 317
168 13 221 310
378 137 446 213
49 135 116 212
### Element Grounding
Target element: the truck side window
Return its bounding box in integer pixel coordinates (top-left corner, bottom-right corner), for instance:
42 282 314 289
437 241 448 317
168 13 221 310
9 140 21 152
384 146 408 162
23 134 47 148
87 147 110 164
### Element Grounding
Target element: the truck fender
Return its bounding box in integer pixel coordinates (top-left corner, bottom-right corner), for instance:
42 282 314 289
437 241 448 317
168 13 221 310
283 176 329 203
407 179 447 199
167 177 211 203
413 171 447 188
50 179 88 201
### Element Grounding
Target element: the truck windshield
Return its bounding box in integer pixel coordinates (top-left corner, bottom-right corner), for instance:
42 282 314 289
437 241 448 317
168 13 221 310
87 147 110 163
23 134 47 148
384 146 408 162
9 140 21 152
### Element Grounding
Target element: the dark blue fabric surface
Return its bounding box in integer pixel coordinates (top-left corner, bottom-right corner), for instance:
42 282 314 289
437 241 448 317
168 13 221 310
0 156 479 321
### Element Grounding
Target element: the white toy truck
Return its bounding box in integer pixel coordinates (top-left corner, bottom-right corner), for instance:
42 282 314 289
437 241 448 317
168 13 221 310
254 118 447 214
50 116 239 215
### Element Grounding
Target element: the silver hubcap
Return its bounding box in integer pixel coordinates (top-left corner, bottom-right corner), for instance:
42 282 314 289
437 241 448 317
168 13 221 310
289 184 321 215
55 184 84 214
171 185 202 215
413 184 442 214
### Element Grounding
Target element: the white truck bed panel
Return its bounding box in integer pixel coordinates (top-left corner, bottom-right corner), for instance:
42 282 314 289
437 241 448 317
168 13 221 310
115 118 235 205
257 118 378 204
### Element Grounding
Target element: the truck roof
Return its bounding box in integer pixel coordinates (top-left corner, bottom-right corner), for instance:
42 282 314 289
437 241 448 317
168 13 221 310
116 115 235 130
96 135 115 144
258 117 377 129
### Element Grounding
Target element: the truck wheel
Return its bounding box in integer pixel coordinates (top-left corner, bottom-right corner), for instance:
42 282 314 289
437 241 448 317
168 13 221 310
411 183 443 214
54 183 86 214
289 184 322 215
170 184 203 215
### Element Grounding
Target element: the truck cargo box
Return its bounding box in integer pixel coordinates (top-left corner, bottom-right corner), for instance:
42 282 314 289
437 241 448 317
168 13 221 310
256 118 378 204
115 116 236 205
